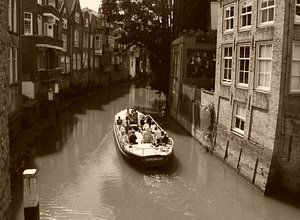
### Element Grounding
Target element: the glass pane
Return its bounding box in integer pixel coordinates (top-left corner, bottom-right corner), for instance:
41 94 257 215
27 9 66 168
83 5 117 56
240 71 244 83
224 47 228 56
247 6 252 12
230 7 234 17
242 17 247 27
240 47 244 58
245 72 249 84
245 46 250 58
261 10 268 23
247 14 252 25
269 0 274 6
226 9 230 18
291 61 300 76
259 45 265 58
294 45 300 60
261 0 268 8
265 45 272 58
259 60 265 72
240 60 245 70
290 76 300 90
245 60 250 71
229 47 232 56
241 121 245 131
265 74 271 88
242 7 246 14
266 61 272 72
269 8 274 21
258 73 265 86
235 118 240 128
229 59 232 68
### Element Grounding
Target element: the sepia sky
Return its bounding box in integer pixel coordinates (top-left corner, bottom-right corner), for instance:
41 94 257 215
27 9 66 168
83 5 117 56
80 0 101 11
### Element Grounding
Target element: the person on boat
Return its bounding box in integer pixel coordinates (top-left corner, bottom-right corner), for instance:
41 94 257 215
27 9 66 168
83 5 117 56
140 116 145 127
121 131 129 144
117 116 123 128
126 109 131 121
129 132 138 144
162 132 169 145
146 116 152 126
154 126 161 139
150 121 156 131
125 122 131 134
119 125 125 134
142 122 150 131
143 128 153 143
132 109 138 124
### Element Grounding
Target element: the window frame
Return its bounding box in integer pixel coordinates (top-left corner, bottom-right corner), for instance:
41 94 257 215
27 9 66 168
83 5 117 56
223 4 235 33
232 103 246 135
62 34 67 51
62 18 67 29
74 29 79 47
37 15 43 35
290 42 300 93
258 0 275 26
239 0 252 30
222 45 233 84
237 44 251 87
256 42 273 91
75 12 80 23
24 12 33 35
296 0 300 24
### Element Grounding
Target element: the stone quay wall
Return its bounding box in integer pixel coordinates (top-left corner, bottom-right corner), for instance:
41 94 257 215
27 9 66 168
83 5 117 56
0 0 12 219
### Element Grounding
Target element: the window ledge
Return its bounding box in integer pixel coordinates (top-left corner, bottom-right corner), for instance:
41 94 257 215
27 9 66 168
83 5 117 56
289 91 300 95
231 129 244 138
221 81 231 87
254 88 270 94
239 26 251 32
223 30 234 35
236 84 248 90
258 22 274 28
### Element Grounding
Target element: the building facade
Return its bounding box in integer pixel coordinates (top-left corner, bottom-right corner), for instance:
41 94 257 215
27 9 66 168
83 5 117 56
21 0 62 101
1 0 12 219
214 0 300 194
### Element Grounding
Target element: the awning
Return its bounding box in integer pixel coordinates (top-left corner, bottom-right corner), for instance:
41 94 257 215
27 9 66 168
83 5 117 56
43 13 60 21
36 44 63 51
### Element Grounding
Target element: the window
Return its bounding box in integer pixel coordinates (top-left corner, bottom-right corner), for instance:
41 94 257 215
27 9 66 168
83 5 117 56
62 18 67 29
237 45 250 86
77 53 81 69
222 46 233 83
83 33 88 48
173 51 180 77
296 0 300 24
38 15 42 35
233 104 246 135
73 53 76 70
24 12 32 35
240 0 252 29
61 56 65 74
62 34 67 51
8 48 18 84
224 4 234 32
8 0 12 31
38 50 47 70
256 43 272 90
75 12 80 23
74 29 79 47
259 0 275 25
85 18 89 27
290 43 300 92
95 35 103 54
47 0 56 8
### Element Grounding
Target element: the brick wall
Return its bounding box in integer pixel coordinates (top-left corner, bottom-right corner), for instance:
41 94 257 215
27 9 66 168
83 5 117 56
0 0 12 219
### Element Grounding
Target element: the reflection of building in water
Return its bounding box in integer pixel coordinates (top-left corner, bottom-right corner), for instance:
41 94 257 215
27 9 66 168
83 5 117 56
129 84 136 107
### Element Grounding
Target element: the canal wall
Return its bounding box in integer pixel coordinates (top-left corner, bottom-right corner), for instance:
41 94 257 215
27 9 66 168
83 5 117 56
170 84 270 192
0 0 12 218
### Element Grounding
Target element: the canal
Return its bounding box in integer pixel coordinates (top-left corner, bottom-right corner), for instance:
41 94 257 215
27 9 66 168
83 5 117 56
11 84 300 220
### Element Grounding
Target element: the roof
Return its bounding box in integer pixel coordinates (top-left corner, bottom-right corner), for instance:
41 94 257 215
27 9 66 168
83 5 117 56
65 0 77 12
58 0 64 12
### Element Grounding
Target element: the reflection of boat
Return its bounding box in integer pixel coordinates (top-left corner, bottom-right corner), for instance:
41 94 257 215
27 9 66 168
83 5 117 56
113 109 174 167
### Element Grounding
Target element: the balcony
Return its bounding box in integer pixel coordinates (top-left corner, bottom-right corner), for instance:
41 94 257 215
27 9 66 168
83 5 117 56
38 68 61 82
43 5 60 20
35 35 63 49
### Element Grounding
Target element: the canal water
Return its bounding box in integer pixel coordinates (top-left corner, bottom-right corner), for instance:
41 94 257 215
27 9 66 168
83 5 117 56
11 84 300 220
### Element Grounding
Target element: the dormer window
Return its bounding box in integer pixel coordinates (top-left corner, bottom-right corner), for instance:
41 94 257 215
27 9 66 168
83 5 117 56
75 12 80 23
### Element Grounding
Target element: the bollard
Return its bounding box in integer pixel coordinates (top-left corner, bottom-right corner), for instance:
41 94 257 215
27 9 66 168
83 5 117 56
23 169 40 220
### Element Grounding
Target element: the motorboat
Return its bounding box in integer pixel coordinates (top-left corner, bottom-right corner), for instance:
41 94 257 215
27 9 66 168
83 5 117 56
113 109 174 167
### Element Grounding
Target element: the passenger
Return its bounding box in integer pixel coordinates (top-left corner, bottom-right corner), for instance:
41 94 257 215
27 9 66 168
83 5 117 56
162 132 169 145
126 109 131 121
116 116 123 128
119 125 125 134
140 116 145 127
121 131 129 144
125 122 131 134
129 132 138 144
150 121 156 131
132 109 138 124
143 128 153 143
154 126 161 139
143 122 150 131
146 116 152 126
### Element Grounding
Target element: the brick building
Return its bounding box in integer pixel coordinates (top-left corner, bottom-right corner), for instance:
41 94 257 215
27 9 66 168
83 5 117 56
1 0 12 219
8 0 22 139
214 0 300 194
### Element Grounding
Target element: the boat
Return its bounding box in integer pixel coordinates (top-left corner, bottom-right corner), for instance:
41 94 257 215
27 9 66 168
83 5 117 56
113 109 174 167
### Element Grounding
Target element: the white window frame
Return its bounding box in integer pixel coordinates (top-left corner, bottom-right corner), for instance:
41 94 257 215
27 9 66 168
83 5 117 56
90 34 93 48
290 42 300 93
77 53 81 70
66 56 70 73
37 15 42 35
258 0 275 26
237 45 251 87
239 0 252 30
24 12 33 35
296 0 300 24
62 18 67 29
61 56 65 74
8 47 18 84
73 53 76 70
232 103 246 135
223 4 235 32
37 0 43 6
256 43 273 91
222 45 233 83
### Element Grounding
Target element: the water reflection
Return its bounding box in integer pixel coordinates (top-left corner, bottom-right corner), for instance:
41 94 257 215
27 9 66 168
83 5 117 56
11 84 300 220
